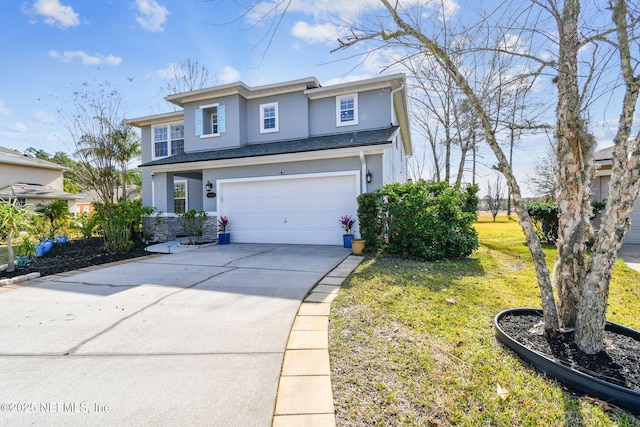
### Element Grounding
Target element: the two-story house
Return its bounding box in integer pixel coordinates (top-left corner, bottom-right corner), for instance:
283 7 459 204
0 146 79 207
126 74 412 244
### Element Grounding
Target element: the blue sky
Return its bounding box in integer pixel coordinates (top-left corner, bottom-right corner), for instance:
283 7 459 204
0 0 378 156
0 1 626 197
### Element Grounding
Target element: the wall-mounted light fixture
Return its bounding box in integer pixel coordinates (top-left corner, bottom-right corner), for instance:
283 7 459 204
366 170 372 184
205 181 213 192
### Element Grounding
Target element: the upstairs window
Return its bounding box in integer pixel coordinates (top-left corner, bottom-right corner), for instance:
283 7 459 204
336 93 358 126
196 103 226 137
153 122 184 159
171 124 184 155
260 102 279 133
154 126 168 158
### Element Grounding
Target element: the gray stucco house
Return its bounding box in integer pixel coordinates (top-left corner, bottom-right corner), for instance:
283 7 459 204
126 74 412 244
593 146 640 244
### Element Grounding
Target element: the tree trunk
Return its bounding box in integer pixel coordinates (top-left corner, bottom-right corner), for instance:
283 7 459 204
6 228 15 273
379 0 560 332
552 0 595 332
575 0 640 353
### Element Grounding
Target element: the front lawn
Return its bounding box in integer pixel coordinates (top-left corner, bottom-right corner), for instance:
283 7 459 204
329 215 640 426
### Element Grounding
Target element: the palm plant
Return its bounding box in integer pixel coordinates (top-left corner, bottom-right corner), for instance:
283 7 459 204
0 198 33 273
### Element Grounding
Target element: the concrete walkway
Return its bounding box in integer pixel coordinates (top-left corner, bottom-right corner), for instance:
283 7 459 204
0 244 350 426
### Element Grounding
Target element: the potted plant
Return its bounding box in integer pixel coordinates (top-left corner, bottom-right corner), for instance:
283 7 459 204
14 235 36 268
351 236 366 255
217 216 230 245
340 215 355 248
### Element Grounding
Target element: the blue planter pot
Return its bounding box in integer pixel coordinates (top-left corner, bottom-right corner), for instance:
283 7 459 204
56 236 67 244
218 233 230 245
15 255 31 268
43 240 54 253
343 234 353 248
35 244 45 257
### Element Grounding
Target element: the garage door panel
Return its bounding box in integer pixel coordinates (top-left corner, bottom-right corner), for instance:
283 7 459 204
219 173 359 245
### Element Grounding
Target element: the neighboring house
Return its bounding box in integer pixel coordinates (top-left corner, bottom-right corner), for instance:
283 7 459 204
593 146 640 244
68 186 142 215
0 146 79 207
126 74 412 244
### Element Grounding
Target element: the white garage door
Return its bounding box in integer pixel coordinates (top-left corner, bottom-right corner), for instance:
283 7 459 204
218 172 360 245
626 205 640 244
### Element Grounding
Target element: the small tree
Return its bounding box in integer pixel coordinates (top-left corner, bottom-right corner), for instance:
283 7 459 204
485 176 504 222
0 198 33 273
36 200 70 238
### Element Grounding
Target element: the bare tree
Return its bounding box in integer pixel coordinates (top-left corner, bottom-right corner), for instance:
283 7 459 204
528 143 558 201
59 81 130 204
485 175 504 222
158 58 216 111
238 0 640 354
328 0 640 353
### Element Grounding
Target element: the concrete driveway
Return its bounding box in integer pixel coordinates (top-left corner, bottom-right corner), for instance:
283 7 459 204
0 244 349 426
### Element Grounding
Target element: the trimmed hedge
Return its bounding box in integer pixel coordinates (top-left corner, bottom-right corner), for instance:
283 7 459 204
357 181 479 260
526 200 607 244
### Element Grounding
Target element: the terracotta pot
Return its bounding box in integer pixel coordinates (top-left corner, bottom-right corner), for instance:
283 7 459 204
494 308 640 412
351 239 365 255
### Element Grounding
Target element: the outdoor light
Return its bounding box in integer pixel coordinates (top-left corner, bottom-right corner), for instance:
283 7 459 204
366 170 372 183
205 181 213 192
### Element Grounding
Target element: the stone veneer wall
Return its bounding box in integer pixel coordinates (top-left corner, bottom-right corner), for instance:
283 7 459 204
143 214 217 242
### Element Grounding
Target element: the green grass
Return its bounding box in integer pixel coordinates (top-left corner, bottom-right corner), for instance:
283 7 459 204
329 218 640 426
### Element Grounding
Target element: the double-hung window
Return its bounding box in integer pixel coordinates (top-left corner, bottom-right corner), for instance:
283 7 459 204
170 124 184 155
260 102 279 133
195 103 225 137
336 93 358 127
173 181 187 214
153 126 168 158
153 122 184 159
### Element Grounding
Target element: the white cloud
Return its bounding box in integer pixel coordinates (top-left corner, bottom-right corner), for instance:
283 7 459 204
0 100 12 116
218 66 240 84
49 50 122 66
135 0 170 32
291 21 338 44
8 122 28 133
29 0 80 28
32 110 56 123
156 62 180 81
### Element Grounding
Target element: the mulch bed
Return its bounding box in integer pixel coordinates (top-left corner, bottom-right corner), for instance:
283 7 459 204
1 237 151 280
498 312 640 393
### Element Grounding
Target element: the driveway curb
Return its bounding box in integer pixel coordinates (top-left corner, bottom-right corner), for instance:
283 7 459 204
272 255 363 427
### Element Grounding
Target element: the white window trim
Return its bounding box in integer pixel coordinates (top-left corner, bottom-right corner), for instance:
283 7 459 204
174 180 188 214
336 93 359 127
152 121 184 160
260 102 279 134
199 103 221 138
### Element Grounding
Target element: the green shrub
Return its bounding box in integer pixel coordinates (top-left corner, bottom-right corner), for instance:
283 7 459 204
70 212 99 239
180 209 206 244
526 201 558 244
93 200 153 253
357 181 479 260
357 192 384 254
527 200 608 245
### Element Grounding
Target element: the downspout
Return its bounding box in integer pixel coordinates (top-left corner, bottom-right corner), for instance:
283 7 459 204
390 83 405 125
359 150 367 194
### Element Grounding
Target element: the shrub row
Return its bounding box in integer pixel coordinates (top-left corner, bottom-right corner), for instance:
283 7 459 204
357 181 479 260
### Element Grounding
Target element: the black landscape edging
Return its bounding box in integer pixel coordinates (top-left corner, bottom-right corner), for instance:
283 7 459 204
494 308 640 412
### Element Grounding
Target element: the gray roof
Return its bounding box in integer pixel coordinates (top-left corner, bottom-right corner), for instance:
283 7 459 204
594 145 615 161
0 146 66 170
140 126 399 168
0 183 80 201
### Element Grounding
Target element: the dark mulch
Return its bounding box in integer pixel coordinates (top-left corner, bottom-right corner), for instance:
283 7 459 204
499 312 640 393
1 237 151 280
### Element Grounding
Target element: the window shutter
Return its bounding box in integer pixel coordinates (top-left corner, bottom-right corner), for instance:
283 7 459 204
195 109 203 136
218 105 226 133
